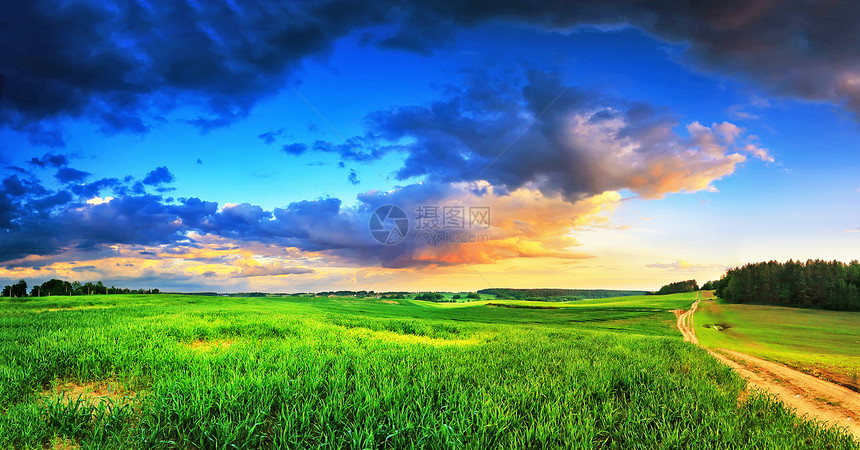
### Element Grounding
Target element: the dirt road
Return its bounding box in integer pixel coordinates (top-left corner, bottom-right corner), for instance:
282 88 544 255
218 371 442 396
673 299 699 345
676 297 860 440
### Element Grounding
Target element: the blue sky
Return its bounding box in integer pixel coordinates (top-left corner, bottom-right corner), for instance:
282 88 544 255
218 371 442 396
1 1 858 292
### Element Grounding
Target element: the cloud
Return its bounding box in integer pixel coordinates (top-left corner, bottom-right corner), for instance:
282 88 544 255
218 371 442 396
30 191 73 211
646 259 724 271
142 166 175 185
85 196 114 206
688 121 772 162
0 240 319 292
348 169 360 185
234 264 314 278
28 153 69 168
5 0 860 146
0 161 624 270
21 123 66 148
282 143 308 155
0 0 394 141
55 168 90 183
2 65 772 271
258 128 284 145
380 1 860 119
301 69 761 200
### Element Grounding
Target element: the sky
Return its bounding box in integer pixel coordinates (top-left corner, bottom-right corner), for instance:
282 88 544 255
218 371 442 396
1 1 859 293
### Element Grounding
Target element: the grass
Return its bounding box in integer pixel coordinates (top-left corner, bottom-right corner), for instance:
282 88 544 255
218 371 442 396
695 295 860 391
0 292 856 448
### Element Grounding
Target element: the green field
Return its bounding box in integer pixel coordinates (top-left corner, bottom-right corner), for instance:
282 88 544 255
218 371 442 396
0 292 857 448
695 297 860 390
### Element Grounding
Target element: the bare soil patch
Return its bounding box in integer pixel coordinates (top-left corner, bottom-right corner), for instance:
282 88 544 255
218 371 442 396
41 379 136 410
789 364 860 394
45 436 79 449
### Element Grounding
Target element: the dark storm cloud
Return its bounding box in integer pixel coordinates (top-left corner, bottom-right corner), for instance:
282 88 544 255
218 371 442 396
4 0 859 147
55 167 90 183
0 169 199 261
28 152 68 168
0 62 770 270
0 179 349 264
29 190 73 211
69 178 122 198
382 0 860 117
0 0 394 143
142 166 175 185
2 174 35 197
299 69 760 201
62 195 189 251
0 191 15 228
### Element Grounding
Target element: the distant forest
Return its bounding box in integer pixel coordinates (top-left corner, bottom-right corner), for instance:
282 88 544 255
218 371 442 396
654 280 699 295
715 260 860 311
1 278 159 298
478 288 647 301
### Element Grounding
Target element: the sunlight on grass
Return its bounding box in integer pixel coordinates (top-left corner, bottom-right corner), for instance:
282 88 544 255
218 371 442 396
696 299 860 390
0 293 856 448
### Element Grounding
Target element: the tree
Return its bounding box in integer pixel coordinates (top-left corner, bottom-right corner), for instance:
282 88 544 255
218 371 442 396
41 279 72 296
466 292 480 300
452 294 461 300
11 279 27 297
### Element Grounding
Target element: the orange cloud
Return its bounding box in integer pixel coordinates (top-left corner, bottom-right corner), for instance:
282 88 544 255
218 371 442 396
398 184 622 266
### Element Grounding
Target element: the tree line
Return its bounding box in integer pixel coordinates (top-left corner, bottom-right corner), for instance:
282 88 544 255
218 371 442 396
2 278 160 298
654 280 699 295
414 293 481 302
714 259 860 311
478 288 646 300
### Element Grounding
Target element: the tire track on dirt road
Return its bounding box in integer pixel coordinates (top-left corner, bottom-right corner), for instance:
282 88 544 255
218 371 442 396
676 293 860 440
673 297 699 345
